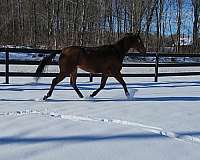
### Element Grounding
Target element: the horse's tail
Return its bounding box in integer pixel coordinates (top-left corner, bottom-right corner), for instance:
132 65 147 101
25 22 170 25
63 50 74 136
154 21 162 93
35 52 57 81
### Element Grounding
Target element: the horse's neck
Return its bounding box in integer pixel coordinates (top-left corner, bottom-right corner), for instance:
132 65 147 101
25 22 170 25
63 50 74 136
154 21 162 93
113 37 131 56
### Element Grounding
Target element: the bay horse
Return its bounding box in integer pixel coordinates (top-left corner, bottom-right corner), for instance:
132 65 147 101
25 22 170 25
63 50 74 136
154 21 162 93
35 33 146 100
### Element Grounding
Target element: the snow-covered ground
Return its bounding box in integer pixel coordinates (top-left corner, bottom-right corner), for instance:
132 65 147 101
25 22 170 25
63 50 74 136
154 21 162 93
0 75 200 160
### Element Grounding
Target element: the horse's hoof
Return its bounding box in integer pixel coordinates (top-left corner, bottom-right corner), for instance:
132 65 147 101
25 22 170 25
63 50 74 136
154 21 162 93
78 94 84 98
43 95 48 101
125 92 130 97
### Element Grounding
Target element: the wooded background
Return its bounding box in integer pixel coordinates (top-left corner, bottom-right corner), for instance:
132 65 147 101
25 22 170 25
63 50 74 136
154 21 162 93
0 0 199 52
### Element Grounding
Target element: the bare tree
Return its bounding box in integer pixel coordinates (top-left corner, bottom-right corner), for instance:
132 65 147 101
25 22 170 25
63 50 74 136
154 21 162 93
192 0 200 52
176 0 183 53
0 0 197 53
145 0 158 50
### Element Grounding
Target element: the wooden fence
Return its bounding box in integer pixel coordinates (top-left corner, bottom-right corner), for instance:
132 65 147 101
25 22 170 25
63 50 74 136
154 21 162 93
0 48 200 84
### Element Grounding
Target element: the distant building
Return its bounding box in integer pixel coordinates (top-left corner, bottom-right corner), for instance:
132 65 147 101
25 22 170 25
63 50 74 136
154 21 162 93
180 36 193 46
174 36 192 46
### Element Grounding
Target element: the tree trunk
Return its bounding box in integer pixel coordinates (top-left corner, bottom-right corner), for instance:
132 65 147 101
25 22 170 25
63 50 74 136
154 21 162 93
176 0 182 53
80 0 86 46
192 0 200 52
145 0 158 50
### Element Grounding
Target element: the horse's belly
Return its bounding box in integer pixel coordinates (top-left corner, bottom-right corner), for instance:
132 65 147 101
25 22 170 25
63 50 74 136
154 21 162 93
78 65 103 73
78 57 121 74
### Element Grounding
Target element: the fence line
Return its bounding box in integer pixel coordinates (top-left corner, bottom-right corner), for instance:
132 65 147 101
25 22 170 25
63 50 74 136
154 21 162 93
0 48 200 84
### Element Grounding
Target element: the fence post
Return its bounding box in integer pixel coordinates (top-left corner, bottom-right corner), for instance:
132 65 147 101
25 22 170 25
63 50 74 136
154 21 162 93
154 53 159 82
5 50 9 84
89 73 93 82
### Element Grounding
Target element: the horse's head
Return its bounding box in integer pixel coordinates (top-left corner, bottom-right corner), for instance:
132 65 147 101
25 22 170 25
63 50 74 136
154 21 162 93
124 33 146 53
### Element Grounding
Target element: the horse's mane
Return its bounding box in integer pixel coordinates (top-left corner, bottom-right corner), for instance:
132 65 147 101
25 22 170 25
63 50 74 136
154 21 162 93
113 35 136 53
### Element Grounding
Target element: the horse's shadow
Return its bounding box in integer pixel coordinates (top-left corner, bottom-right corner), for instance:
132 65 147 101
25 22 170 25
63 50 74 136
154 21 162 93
1 80 200 91
41 96 200 102
0 96 200 102
1 80 200 102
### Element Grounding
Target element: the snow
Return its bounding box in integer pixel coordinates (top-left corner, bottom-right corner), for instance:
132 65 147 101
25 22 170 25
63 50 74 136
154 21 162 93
0 75 200 160
0 52 42 61
1 50 200 63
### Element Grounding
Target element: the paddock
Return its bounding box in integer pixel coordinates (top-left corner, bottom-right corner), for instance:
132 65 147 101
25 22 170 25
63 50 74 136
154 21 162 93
0 75 200 160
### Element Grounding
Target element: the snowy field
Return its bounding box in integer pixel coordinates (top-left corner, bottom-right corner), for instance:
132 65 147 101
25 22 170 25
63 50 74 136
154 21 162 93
0 74 200 160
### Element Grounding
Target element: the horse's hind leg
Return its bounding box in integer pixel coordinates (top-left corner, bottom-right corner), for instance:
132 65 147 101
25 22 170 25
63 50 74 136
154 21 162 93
70 68 84 98
90 75 108 97
43 72 65 100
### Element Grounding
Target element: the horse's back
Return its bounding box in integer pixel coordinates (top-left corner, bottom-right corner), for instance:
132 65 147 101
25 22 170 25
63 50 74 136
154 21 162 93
60 45 122 74
62 46 82 56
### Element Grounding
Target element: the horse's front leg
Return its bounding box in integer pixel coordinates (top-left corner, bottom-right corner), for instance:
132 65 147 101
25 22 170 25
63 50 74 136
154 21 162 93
90 75 108 97
113 72 130 97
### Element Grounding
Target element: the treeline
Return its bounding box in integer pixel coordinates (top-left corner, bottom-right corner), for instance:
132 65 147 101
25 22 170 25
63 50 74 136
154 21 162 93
0 0 199 52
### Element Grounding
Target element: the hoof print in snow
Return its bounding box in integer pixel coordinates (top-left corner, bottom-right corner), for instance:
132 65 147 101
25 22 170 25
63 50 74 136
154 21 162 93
84 96 96 102
127 89 138 100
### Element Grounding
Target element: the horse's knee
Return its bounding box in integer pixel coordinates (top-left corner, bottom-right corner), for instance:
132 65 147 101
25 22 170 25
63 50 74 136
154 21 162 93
52 77 58 84
99 85 105 90
70 83 75 88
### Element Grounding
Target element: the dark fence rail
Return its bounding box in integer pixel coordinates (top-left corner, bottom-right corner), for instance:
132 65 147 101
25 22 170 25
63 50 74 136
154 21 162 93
1 47 200 84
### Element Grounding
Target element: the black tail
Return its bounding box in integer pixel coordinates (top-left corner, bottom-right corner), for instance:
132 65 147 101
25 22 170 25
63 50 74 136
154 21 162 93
35 53 57 81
